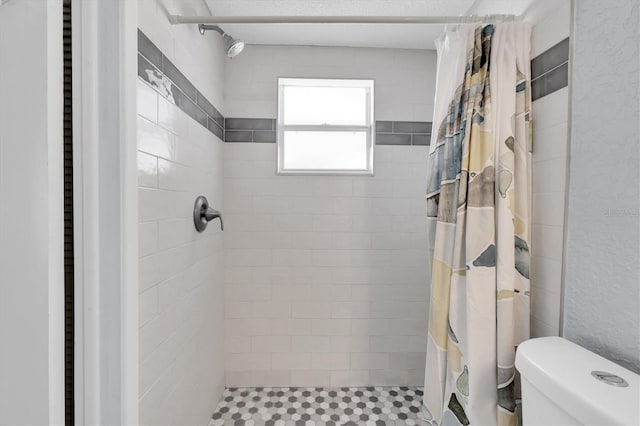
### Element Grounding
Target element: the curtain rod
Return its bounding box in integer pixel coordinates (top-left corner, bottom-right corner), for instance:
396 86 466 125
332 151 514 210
169 15 521 25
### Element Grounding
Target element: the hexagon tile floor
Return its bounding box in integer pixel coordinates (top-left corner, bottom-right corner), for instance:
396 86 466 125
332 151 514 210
208 386 428 426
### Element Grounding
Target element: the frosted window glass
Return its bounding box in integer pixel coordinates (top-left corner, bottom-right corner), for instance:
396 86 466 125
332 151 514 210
283 131 368 170
283 86 367 126
278 78 373 174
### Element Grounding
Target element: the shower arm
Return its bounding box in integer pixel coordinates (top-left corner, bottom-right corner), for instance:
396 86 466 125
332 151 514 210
198 24 225 36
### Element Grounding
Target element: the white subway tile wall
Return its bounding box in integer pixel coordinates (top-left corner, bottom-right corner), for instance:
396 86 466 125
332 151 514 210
527 0 572 338
137 0 227 424
224 45 437 121
221 43 434 388
223 143 430 387
137 77 226 424
530 87 569 338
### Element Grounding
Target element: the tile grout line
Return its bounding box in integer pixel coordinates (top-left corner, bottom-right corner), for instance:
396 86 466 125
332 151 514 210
531 60 569 83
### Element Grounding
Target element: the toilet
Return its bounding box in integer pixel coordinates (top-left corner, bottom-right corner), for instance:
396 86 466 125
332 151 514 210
516 337 639 425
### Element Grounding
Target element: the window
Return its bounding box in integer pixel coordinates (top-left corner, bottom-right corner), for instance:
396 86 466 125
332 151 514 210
277 78 375 175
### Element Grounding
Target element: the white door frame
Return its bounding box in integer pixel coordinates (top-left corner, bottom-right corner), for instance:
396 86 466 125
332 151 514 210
0 1 65 423
72 0 138 424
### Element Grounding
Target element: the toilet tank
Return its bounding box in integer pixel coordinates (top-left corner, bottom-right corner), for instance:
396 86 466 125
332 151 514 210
516 337 639 426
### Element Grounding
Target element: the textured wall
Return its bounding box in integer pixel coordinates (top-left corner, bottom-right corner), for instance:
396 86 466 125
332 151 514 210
563 0 640 372
137 1 226 424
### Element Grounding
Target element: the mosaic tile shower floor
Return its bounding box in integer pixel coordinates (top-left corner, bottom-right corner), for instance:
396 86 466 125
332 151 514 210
209 386 428 426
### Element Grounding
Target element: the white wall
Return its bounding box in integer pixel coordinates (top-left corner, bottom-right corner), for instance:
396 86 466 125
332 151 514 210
223 45 434 387
225 45 437 121
563 0 640 373
0 0 64 424
137 1 227 424
526 0 572 338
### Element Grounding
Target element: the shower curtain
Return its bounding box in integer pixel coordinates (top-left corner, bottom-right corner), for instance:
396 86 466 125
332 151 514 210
422 23 532 426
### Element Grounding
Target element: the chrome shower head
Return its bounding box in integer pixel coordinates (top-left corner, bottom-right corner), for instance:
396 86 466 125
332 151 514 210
222 33 245 58
198 24 245 58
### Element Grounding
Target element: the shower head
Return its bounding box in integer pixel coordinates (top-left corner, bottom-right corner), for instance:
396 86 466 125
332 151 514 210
221 33 245 58
198 24 245 58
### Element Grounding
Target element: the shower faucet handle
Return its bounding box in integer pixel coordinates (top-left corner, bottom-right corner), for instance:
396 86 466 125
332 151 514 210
204 206 224 230
193 195 223 232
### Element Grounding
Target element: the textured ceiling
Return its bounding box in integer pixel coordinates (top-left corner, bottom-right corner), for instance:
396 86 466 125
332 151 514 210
200 0 539 50
202 0 476 50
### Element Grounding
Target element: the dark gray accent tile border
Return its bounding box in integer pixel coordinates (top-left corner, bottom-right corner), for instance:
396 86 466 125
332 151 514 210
138 30 162 71
137 29 224 140
174 86 207 127
162 57 196 101
411 134 430 146
376 133 412 145
207 117 224 140
137 54 156 84
197 91 224 127
532 38 570 80
532 62 569 101
376 120 432 146
393 121 432 134
223 118 277 142
253 131 277 143
376 121 393 132
531 37 570 101
223 119 432 145
225 130 254 143
226 118 275 131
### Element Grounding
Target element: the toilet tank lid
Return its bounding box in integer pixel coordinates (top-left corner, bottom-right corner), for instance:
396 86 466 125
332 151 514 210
516 337 639 426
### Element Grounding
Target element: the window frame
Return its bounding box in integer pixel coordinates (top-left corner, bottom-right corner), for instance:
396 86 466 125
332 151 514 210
277 77 375 176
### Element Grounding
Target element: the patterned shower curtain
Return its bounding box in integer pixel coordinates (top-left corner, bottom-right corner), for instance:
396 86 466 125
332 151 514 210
422 23 532 426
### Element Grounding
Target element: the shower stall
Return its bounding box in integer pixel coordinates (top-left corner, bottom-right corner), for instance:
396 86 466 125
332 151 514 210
133 1 574 425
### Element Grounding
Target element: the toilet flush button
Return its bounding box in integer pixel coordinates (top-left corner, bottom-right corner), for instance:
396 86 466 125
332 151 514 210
591 370 629 387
